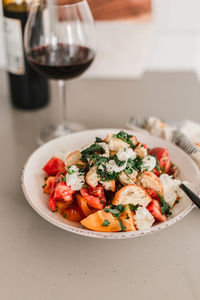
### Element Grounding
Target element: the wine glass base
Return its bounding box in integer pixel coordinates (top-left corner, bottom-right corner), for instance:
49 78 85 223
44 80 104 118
37 122 87 145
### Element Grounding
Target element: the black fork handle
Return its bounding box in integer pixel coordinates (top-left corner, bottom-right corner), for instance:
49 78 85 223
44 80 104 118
180 183 200 209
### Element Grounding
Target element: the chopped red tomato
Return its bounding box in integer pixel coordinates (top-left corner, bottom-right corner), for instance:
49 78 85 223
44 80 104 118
43 176 55 195
48 172 74 212
152 168 160 177
80 184 106 210
146 188 160 201
43 156 65 176
54 182 75 202
149 147 171 174
147 199 166 222
49 192 57 211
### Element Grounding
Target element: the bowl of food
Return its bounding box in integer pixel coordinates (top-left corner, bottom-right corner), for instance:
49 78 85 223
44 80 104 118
22 129 200 239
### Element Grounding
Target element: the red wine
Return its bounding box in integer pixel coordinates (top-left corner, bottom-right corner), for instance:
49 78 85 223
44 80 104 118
3 3 49 109
27 44 95 80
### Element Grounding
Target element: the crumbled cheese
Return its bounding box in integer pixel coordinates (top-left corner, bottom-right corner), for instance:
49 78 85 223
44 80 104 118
134 207 155 230
141 155 156 172
98 164 105 172
106 160 126 173
160 174 181 207
116 147 136 161
105 148 137 173
66 165 85 191
98 142 110 157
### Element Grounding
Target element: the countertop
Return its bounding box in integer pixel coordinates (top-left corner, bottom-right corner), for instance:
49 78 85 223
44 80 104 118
1 71 200 300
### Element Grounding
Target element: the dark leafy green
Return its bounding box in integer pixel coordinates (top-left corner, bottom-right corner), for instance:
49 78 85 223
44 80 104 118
95 137 103 143
81 143 104 162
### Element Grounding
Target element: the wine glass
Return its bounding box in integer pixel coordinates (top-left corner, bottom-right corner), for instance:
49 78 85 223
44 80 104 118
24 0 96 144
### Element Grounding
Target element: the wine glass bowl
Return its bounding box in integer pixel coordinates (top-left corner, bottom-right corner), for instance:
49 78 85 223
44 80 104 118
24 0 96 144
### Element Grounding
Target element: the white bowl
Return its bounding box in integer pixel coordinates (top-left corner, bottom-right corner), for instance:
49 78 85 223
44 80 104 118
22 129 200 239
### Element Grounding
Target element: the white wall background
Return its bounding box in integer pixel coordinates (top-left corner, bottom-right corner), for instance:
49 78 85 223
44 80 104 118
1 0 200 77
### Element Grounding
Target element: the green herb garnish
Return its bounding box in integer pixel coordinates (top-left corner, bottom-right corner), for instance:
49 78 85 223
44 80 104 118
119 220 126 232
102 219 110 227
160 166 166 173
125 157 143 174
61 177 66 183
42 183 46 188
153 155 161 174
103 207 121 219
157 192 171 215
103 204 126 219
97 168 118 181
113 154 126 167
67 167 75 175
126 213 130 219
113 130 135 148
95 137 103 143
93 156 109 167
129 204 139 211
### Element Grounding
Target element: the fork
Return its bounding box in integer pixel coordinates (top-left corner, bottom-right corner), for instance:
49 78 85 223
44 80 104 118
180 183 200 209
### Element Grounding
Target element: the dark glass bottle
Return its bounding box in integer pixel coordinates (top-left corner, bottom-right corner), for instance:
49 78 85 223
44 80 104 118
2 0 49 109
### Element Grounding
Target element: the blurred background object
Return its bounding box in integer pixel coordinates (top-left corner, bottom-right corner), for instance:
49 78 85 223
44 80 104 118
87 0 151 21
2 0 49 109
59 0 152 21
1 0 200 78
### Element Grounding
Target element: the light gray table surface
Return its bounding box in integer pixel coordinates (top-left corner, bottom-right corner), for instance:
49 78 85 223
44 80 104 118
1 71 200 300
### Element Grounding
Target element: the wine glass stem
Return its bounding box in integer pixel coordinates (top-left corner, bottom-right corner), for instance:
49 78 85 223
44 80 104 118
58 79 67 126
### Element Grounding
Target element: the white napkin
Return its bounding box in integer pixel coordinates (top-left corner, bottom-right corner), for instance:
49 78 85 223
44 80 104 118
127 116 200 169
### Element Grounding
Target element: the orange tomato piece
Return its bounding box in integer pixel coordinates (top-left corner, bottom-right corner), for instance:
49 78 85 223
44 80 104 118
63 203 84 222
77 193 96 217
44 176 55 195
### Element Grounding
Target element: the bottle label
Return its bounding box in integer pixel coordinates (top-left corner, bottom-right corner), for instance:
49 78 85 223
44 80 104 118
4 17 25 75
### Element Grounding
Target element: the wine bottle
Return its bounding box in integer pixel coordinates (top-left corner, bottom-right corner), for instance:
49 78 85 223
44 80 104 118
2 0 49 109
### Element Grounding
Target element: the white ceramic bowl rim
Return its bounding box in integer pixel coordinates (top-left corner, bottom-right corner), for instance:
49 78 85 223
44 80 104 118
22 129 200 239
